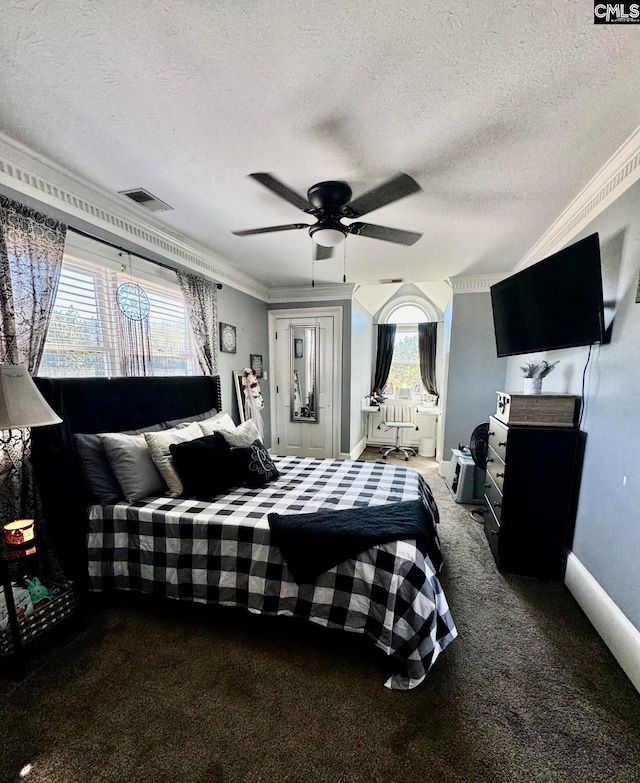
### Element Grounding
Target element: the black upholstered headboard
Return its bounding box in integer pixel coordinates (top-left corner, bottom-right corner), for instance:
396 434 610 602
31 375 222 589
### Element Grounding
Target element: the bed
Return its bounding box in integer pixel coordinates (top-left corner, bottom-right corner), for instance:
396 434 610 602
31 375 457 690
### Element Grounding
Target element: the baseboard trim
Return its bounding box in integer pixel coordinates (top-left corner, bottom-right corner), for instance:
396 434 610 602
565 552 640 693
343 438 367 461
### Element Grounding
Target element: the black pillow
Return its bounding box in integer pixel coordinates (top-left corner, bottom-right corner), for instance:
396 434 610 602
231 439 280 488
169 433 234 499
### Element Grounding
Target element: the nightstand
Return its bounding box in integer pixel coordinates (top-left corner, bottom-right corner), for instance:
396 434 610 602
0 541 78 679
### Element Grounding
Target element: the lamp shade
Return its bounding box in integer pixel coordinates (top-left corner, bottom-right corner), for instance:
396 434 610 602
0 366 62 429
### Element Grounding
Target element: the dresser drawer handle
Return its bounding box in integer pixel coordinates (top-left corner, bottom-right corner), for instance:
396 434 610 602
496 472 504 478
488 431 494 437
498 441 506 447
484 483 491 489
490 529 499 536
486 457 494 463
493 502 501 508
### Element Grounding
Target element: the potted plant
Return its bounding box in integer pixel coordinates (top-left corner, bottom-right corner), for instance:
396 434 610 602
520 360 559 394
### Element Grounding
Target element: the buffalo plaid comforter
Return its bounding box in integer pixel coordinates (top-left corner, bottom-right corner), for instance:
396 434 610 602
87 457 457 690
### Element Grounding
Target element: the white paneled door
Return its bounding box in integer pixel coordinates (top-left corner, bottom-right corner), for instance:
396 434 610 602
270 310 340 459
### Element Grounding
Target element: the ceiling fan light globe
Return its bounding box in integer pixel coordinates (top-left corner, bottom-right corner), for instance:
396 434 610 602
312 228 345 247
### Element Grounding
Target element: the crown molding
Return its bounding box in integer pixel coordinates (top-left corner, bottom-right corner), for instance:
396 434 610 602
268 283 357 303
0 132 269 302
446 273 506 293
514 125 640 272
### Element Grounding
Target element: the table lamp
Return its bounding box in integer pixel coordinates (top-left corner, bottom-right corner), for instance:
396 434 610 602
0 365 62 551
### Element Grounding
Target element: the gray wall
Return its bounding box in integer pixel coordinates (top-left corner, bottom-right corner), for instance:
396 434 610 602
442 292 507 457
217 287 270 447
504 179 640 629
267 300 352 454
350 298 373 452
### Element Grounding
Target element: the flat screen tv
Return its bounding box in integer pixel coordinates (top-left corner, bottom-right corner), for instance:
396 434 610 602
490 233 605 358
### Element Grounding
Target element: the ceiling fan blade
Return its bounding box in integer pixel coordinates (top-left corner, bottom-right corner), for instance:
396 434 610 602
348 222 422 245
232 223 309 236
314 244 334 261
249 173 313 212
345 173 421 218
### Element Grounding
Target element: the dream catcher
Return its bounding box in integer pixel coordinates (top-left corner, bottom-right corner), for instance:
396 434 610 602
116 255 153 376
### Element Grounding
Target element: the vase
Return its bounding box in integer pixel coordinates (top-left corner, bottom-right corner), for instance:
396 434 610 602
523 377 543 395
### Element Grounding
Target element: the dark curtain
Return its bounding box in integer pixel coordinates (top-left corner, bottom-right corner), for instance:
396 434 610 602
372 324 396 395
418 322 438 397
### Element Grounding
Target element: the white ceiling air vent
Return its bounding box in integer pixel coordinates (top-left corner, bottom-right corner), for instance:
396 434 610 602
379 278 404 284
119 188 173 212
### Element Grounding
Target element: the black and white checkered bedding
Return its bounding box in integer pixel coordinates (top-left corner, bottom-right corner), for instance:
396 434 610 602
87 456 457 690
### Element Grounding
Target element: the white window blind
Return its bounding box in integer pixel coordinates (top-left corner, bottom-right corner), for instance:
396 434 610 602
39 254 199 378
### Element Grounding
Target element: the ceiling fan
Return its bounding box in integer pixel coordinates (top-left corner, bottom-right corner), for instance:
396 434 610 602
232 172 423 261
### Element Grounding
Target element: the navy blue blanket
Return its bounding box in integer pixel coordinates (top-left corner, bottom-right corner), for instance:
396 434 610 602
268 499 440 585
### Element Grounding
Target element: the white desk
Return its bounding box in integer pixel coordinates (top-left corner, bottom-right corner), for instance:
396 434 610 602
362 403 439 448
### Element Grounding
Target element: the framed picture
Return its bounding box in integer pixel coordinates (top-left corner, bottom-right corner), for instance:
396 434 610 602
220 323 237 354
250 353 263 379
412 382 422 395
384 383 394 396
233 370 247 423
294 338 304 359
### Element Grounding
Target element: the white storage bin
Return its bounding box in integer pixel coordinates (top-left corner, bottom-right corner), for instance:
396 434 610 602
418 437 436 457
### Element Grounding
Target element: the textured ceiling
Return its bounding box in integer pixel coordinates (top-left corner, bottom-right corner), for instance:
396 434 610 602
1 1 639 288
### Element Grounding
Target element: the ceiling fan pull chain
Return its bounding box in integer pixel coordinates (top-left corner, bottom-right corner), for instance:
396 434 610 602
311 241 315 287
343 240 347 284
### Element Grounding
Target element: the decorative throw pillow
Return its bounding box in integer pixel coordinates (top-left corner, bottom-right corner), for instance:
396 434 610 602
75 421 166 505
231 439 280 488
99 432 168 502
144 422 204 497
198 412 236 436
218 419 261 448
169 433 234 499
164 407 219 428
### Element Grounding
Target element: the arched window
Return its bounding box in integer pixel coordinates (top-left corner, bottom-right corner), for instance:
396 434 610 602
382 301 434 400
386 304 429 324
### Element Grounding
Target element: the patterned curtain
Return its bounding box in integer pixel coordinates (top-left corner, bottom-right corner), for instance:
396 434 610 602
418 322 438 397
0 195 66 531
176 270 218 375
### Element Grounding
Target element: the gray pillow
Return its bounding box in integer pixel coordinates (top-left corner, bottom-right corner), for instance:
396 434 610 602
74 421 166 505
100 432 168 502
74 434 123 505
164 407 219 428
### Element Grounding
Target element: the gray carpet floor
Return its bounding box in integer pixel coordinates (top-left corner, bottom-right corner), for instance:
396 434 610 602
1 448 639 783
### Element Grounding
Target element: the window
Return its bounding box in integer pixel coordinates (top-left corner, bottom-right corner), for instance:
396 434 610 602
384 303 430 399
39 255 198 377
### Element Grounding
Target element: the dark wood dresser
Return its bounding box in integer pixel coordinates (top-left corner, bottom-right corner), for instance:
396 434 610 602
482 415 581 579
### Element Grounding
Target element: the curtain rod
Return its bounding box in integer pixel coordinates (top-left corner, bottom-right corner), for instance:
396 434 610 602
68 226 223 289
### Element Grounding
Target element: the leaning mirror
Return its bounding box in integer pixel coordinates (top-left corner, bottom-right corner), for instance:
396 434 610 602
290 325 319 422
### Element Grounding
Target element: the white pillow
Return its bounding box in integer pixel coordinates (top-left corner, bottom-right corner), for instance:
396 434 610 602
198 412 236 436
144 422 203 497
218 419 261 448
